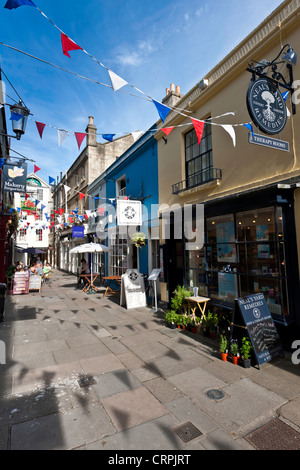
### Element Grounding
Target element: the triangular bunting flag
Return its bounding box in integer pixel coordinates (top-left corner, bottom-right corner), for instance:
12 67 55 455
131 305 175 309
131 131 143 142
191 118 205 145
152 99 171 123
34 165 41 173
10 112 23 121
4 0 36 9
61 33 83 58
58 129 68 147
59 208 64 215
74 132 86 150
221 124 236 147
282 91 289 101
64 184 71 193
78 215 83 222
35 121 46 139
108 69 128 92
102 134 115 142
79 192 85 200
40 204 46 211
49 176 56 185
161 127 174 136
243 123 254 136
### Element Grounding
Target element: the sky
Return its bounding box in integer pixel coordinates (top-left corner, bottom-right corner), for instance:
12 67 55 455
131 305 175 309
0 0 284 183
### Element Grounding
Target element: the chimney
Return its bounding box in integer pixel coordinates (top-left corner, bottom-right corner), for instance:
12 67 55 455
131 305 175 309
85 116 97 147
162 83 182 108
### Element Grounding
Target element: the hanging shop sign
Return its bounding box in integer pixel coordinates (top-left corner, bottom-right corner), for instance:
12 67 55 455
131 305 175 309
2 163 27 193
248 132 289 152
72 226 84 238
246 78 287 135
117 200 142 226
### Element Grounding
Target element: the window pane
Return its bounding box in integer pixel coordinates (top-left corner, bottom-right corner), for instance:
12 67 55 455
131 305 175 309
236 207 276 242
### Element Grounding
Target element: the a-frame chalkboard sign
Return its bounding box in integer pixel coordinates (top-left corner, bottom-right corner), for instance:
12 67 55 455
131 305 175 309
231 293 284 369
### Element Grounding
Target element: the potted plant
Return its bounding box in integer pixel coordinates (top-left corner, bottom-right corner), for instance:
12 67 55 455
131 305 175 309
230 339 240 365
165 311 177 329
202 312 211 337
240 337 252 368
219 334 228 361
170 285 193 315
130 232 146 248
208 312 218 339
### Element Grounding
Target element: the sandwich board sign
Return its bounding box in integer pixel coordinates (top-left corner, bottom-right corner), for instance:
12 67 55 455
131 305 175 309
13 271 29 295
231 293 284 368
121 269 146 309
29 275 42 293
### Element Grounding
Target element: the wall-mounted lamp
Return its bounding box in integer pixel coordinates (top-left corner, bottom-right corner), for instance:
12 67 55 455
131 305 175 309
10 100 30 140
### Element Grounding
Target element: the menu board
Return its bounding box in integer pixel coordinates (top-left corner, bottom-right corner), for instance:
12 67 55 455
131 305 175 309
233 294 284 366
13 271 30 295
121 269 146 309
29 275 42 292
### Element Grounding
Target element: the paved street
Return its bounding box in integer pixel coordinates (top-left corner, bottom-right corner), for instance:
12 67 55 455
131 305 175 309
0 270 300 451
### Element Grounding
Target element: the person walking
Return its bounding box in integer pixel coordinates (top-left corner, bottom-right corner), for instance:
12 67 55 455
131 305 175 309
78 258 90 288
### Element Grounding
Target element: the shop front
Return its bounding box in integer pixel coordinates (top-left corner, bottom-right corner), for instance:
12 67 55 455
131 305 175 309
165 185 300 345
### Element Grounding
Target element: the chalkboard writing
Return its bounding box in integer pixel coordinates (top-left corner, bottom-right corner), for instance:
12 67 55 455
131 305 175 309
13 271 29 295
29 275 42 292
233 294 284 366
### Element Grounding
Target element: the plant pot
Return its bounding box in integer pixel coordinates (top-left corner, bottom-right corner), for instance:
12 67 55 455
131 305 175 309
170 322 176 329
191 326 197 334
220 351 228 361
210 331 217 339
231 355 239 365
243 358 251 368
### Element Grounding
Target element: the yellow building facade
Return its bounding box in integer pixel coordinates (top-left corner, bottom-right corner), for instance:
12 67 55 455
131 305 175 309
156 0 300 343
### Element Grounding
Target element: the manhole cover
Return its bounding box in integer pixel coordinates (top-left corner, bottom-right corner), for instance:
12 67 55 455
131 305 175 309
173 422 202 443
206 389 225 400
245 418 300 450
77 375 96 388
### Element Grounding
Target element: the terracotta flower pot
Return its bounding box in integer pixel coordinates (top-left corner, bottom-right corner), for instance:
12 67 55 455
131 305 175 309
220 352 228 361
231 355 239 365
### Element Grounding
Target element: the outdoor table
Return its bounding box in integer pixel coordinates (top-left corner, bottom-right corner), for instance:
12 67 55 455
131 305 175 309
80 273 100 293
103 276 122 297
185 296 210 323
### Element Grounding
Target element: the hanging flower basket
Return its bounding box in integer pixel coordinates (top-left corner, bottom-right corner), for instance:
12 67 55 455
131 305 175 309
130 232 146 248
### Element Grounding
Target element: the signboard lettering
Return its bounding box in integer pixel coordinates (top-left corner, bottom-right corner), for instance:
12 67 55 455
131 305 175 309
249 132 289 152
232 294 284 367
29 275 42 292
2 163 27 193
121 269 146 309
72 226 84 238
13 271 29 295
117 200 142 226
246 78 287 135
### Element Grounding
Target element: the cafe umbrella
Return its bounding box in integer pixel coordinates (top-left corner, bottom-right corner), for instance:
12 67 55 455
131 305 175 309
69 242 112 292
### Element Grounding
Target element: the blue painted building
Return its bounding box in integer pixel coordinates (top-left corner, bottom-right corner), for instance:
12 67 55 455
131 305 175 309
88 124 159 278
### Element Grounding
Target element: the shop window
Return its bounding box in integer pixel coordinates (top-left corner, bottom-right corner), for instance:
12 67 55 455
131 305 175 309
185 206 289 318
19 229 27 241
36 229 43 242
109 231 127 276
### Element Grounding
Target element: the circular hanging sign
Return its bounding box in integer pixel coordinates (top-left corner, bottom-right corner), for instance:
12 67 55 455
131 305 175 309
246 78 287 135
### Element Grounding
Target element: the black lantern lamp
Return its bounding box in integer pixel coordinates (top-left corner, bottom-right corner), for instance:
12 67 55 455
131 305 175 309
10 100 30 140
247 43 297 114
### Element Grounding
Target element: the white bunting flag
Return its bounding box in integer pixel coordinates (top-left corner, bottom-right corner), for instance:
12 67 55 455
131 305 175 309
108 69 128 92
58 129 69 147
221 124 236 147
131 131 143 142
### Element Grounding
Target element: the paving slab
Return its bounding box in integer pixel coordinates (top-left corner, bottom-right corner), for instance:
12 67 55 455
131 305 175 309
100 387 168 432
92 369 142 399
10 402 116 450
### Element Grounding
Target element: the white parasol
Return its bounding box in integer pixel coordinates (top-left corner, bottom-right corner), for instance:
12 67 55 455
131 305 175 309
69 242 111 289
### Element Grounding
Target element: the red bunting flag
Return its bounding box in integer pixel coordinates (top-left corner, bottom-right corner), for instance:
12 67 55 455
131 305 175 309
54 210 59 214
59 208 64 215
83 214 89 220
34 165 41 173
79 192 85 201
35 121 46 139
98 207 104 216
74 132 86 150
25 193 29 199
34 214 39 221
51 214 54 218
191 119 205 145
61 33 83 58
161 127 174 136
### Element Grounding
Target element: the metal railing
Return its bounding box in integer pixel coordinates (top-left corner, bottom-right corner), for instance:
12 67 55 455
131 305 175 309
172 167 222 194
